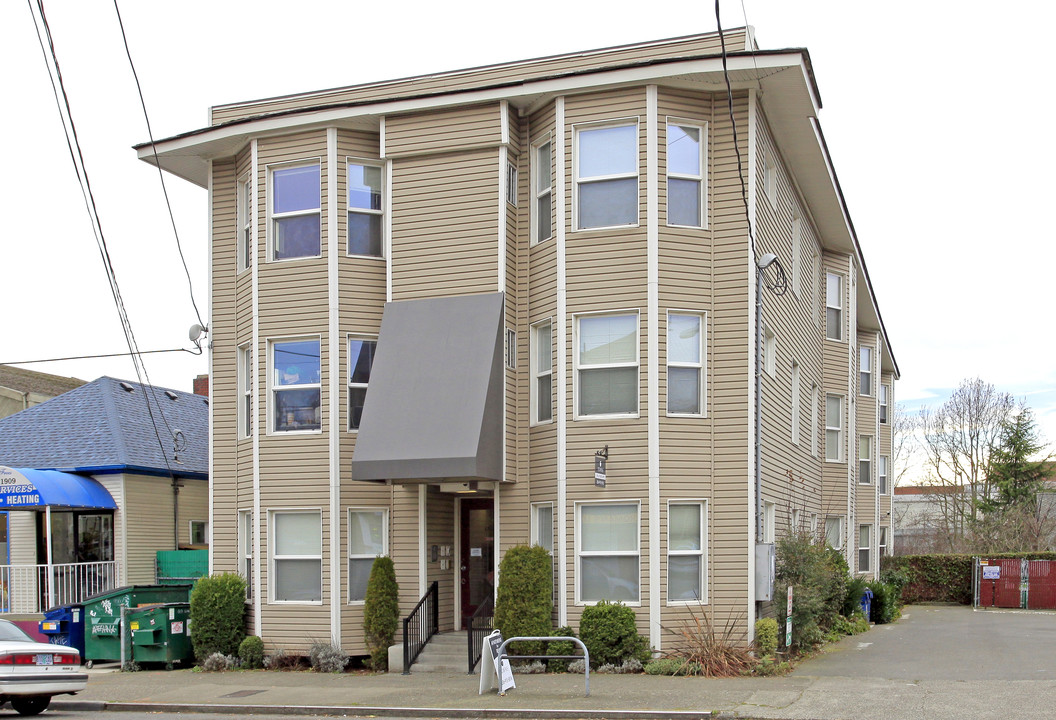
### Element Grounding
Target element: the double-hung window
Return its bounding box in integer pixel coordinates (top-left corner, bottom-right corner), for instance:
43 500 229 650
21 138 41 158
531 502 554 553
860 346 873 396
878 527 888 560
576 312 638 418
858 525 872 573
668 502 705 603
530 321 553 424
347 161 383 257
238 510 254 600
825 394 844 461
859 435 873 484
575 123 638 229
348 336 377 431
271 510 322 602
825 516 843 549
880 384 890 424
667 313 704 415
825 272 843 340
272 339 321 433
238 344 252 439
577 502 639 603
666 121 705 227
879 455 889 495
271 163 320 260
348 509 387 602
237 174 253 272
532 140 553 243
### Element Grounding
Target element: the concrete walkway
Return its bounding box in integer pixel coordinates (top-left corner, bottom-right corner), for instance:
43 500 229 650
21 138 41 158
53 606 1056 719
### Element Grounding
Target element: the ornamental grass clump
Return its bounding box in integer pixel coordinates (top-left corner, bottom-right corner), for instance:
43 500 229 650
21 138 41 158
660 604 755 677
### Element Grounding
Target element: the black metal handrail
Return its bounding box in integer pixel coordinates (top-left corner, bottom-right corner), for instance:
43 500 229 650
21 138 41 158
466 593 494 673
402 581 438 674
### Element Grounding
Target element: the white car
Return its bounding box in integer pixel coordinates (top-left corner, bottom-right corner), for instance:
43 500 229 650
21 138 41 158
0 620 87 716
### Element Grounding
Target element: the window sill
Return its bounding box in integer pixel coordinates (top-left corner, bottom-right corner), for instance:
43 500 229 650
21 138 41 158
576 600 641 607
665 412 706 419
824 458 845 464
268 429 324 437
268 254 323 264
530 419 555 428
268 600 324 605
573 413 640 422
666 599 709 607
571 222 640 233
665 222 707 230
344 253 385 261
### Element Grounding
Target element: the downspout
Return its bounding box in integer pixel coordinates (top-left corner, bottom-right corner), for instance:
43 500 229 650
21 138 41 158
173 479 180 549
754 269 763 543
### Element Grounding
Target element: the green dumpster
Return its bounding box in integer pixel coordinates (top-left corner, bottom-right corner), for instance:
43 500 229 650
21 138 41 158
83 585 193 666
129 603 192 667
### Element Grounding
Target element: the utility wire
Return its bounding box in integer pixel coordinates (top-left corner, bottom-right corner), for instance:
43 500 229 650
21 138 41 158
112 0 205 329
27 0 180 486
1 347 200 366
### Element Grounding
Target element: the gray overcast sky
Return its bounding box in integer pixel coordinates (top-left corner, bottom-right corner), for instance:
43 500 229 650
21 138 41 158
3 1 1054 471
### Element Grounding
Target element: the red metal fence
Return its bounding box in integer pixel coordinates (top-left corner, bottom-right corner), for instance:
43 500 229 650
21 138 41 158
975 558 1056 609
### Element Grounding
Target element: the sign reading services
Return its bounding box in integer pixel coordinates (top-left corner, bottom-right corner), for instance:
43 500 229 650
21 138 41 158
0 467 43 508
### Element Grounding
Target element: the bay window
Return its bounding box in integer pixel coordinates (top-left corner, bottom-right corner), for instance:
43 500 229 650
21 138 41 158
271 338 321 433
576 312 638 418
347 161 383 257
668 502 705 602
667 121 705 227
577 502 639 603
271 163 320 260
667 312 704 415
270 510 322 603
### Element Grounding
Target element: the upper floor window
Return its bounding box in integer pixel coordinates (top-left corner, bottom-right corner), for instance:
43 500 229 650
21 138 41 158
811 383 819 457
791 215 802 296
860 346 873 396
763 325 776 378
859 435 873 484
532 140 553 244
575 123 637 230
531 321 553 424
348 337 377 431
880 384 890 424
237 174 253 272
825 394 843 462
271 163 321 260
791 360 801 445
531 502 554 553
825 272 843 341
763 151 777 204
825 516 843 549
271 338 321 433
238 344 253 439
348 509 387 602
576 312 638 418
667 121 705 228
347 161 383 257
506 162 518 206
763 500 775 543
879 455 889 495
667 313 704 416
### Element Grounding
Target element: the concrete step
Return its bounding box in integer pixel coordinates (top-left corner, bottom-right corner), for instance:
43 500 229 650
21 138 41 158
410 632 472 674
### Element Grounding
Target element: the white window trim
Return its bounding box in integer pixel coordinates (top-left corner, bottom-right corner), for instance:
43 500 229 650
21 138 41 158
268 336 323 436
237 172 253 273
860 346 873 397
810 512 819 539
859 435 873 484
825 516 843 550
666 310 706 418
812 248 821 328
267 160 322 262
825 271 844 342
573 309 640 421
763 501 776 543
530 319 554 426
238 509 254 601
268 508 323 605
574 500 641 606
811 382 819 458
573 118 640 232
347 507 388 604
791 360 801 445
825 393 844 463
665 117 707 229
531 501 555 553
880 384 890 424
667 500 707 605
879 455 889 495
763 325 776 378
347 334 377 432
506 161 518 207
791 215 802 297
878 526 889 559
858 524 872 574
791 508 802 534
530 135 553 245
763 150 778 205
505 328 517 370
238 343 253 440
346 157 385 260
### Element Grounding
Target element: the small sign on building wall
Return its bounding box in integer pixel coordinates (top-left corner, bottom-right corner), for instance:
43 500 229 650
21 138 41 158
594 455 606 487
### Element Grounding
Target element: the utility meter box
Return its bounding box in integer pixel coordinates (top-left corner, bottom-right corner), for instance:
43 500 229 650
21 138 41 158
755 543 776 602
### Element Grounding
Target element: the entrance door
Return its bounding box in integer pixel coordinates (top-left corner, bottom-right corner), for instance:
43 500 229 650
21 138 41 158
459 498 494 628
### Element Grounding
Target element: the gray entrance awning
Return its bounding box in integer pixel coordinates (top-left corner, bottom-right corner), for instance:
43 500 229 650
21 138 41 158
351 292 504 482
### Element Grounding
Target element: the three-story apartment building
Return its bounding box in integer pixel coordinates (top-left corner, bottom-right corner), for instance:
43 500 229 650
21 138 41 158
140 28 898 657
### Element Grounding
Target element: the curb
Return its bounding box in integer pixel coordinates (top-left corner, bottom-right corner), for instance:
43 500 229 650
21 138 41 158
52 700 714 719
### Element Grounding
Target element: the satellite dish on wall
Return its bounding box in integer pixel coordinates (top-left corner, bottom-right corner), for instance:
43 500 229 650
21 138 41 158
189 323 207 343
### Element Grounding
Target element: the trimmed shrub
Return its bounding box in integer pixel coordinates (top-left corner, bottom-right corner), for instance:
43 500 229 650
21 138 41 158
189 572 247 663
880 554 973 604
754 618 778 657
494 545 554 657
238 636 265 669
578 600 650 668
309 642 349 673
644 657 701 676
202 652 238 672
547 625 578 672
363 556 399 672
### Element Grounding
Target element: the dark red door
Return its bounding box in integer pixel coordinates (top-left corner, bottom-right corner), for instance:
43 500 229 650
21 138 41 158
459 498 494 628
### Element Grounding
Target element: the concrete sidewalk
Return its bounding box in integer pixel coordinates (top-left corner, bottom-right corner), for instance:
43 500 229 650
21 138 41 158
51 606 1056 720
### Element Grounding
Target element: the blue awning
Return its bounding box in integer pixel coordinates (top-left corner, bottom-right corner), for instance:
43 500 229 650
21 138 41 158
0 466 117 510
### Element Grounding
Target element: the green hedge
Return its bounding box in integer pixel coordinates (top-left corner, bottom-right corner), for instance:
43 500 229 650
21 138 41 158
881 553 1056 605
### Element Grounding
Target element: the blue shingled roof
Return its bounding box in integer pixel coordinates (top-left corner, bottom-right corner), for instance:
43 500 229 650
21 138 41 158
0 376 208 477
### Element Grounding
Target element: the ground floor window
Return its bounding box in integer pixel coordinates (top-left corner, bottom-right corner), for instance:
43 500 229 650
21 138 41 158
668 501 705 603
531 502 554 553
36 511 114 564
577 502 640 604
825 516 843 550
270 510 322 603
238 510 253 600
348 509 387 602
878 526 888 561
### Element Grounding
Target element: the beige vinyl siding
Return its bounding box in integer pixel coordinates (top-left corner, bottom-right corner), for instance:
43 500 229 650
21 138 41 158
339 485 394 652
390 149 499 300
8 512 35 565
95 476 126 583
386 104 502 158
210 32 749 125
426 489 456 631
391 486 422 617
177 479 209 547
124 475 176 584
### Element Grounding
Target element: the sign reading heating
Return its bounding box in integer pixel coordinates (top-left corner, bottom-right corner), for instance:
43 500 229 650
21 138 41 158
0 466 43 507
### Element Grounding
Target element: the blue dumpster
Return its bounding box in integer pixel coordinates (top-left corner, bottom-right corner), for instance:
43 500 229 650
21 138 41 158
859 587 874 622
38 604 87 660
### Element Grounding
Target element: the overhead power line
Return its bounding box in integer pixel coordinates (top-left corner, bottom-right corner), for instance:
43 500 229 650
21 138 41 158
1 347 200 366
